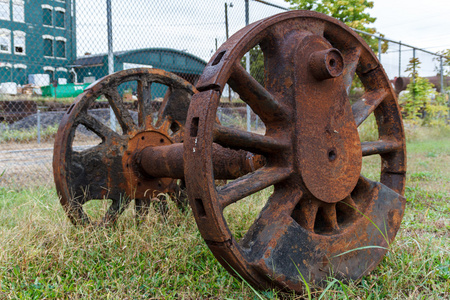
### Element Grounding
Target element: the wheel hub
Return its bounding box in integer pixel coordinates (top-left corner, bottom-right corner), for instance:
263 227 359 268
122 129 175 199
294 34 362 203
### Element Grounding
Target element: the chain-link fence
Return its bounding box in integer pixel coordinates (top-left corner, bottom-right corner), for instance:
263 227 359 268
1 0 449 188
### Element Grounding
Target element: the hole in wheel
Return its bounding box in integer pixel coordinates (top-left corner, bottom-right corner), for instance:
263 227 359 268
328 148 337 161
170 122 180 134
329 58 336 67
212 50 226 66
190 117 199 137
194 198 206 217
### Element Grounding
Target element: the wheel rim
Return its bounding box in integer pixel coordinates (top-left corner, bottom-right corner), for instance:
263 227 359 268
184 11 406 291
53 68 196 226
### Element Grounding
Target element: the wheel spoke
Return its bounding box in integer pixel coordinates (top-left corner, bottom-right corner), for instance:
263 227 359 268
213 124 289 155
362 140 403 156
104 88 138 133
229 63 288 122
155 87 172 127
156 86 192 126
291 196 320 231
321 203 340 231
342 46 362 94
69 144 111 201
137 79 152 128
343 195 357 209
352 89 388 127
239 185 303 251
218 166 292 208
101 196 132 226
78 112 121 141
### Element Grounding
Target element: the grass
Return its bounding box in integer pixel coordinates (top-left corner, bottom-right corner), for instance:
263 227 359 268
0 124 59 143
0 125 449 299
0 95 77 105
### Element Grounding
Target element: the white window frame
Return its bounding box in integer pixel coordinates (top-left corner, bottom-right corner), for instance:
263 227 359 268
13 63 26 69
42 5 53 27
12 0 24 23
55 7 65 28
0 28 11 53
55 37 66 59
56 67 68 72
0 62 12 68
43 66 55 72
0 0 10 21
43 35 54 57
55 36 66 42
13 30 25 55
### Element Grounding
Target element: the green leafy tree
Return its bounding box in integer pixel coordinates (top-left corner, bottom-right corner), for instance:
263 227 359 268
399 57 448 125
437 49 450 75
240 45 265 86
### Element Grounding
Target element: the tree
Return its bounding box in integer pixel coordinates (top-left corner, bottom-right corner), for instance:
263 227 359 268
240 45 264 86
399 57 448 125
434 49 450 77
284 0 382 52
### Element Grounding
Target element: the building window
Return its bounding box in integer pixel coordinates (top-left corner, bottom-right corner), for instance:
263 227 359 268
55 8 65 28
43 35 54 57
0 29 11 53
13 31 25 55
42 5 53 26
55 37 66 58
0 0 9 21
13 0 24 22
44 66 55 82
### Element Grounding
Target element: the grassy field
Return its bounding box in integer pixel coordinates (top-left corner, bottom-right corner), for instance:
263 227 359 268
0 125 449 299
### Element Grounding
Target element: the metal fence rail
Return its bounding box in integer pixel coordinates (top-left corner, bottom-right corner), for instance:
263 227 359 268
0 0 448 188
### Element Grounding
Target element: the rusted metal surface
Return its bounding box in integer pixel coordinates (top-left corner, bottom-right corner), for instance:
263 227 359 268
138 142 265 179
394 76 450 93
184 10 406 292
53 68 196 225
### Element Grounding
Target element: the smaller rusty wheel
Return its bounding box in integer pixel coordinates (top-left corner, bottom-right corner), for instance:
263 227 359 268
184 11 406 292
53 68 195 226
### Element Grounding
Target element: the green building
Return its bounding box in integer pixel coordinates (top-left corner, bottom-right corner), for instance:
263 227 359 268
0 0 76 87
71 48 207 98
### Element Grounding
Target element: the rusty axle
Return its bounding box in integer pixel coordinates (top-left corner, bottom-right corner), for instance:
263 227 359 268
138 143 265 180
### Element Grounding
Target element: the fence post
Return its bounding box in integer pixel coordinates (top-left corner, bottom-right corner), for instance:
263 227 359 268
440 56 444 92
37 109 41 144
107 0 117 131
245 0 251 132
398 41 401 78
225 2 232 103
378 36 382 62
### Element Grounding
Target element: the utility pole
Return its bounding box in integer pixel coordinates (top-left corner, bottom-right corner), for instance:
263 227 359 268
398 42 401 78
107 0 116 131
245 0 251 132
225 2 232 102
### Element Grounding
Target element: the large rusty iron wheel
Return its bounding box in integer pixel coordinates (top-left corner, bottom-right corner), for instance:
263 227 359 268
184 11 406 292
53 68 195 226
